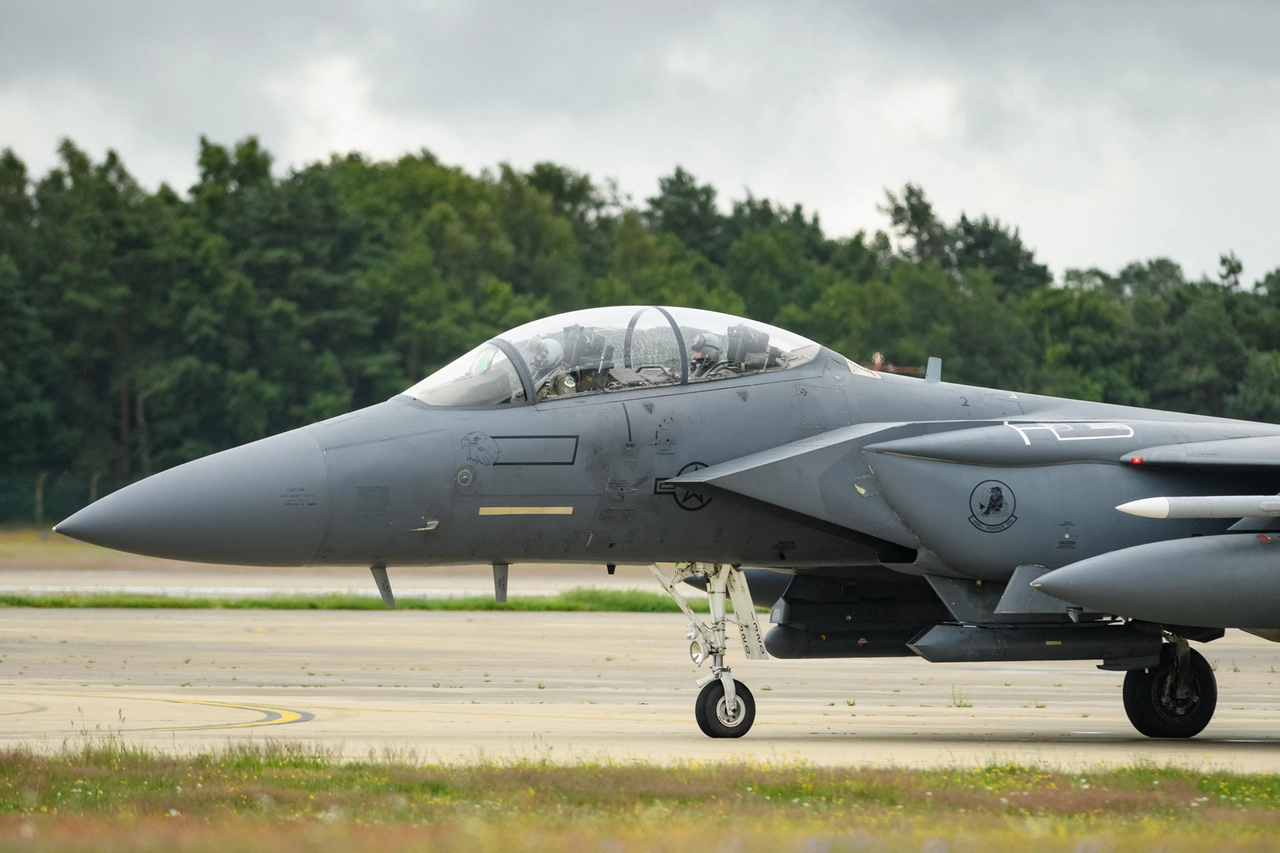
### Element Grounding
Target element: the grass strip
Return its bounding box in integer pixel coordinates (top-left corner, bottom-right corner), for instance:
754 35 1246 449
3 741 1280 852
0 587 717 612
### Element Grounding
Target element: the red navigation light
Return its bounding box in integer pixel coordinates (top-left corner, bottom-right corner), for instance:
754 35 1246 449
1260 535 1273 544
1130 457 1144 465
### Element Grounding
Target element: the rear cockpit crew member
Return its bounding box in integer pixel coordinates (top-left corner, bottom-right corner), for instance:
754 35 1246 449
690 333 727 379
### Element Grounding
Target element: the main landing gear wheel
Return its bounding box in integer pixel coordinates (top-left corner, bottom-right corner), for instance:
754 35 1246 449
650 562 770 739
696 678 755 738
1123 642 1217 739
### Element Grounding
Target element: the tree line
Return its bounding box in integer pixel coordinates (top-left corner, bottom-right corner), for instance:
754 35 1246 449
2 138 1279 519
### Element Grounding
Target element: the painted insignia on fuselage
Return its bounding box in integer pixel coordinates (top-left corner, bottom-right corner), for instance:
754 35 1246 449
462 432 500 466
969 480 1017 532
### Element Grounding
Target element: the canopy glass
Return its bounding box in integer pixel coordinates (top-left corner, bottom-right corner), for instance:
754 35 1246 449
404 306 825 406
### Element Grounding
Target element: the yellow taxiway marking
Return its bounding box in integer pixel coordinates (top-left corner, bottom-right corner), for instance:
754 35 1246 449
478 506 574 516
137 699 313 732
9 692 313 733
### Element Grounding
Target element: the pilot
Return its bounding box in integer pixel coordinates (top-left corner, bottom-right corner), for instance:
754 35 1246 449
528 336 563 377
689 333 727 379
528 335 572 397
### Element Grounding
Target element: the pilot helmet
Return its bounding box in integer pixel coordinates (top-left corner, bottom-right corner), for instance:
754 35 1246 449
690 333 722 365
529 335 563 367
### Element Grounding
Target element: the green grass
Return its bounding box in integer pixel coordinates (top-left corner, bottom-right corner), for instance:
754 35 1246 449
3 742 1280 852
0 587 720 612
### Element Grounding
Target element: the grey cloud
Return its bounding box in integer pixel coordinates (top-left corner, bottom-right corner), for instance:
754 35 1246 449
2 1 1279 278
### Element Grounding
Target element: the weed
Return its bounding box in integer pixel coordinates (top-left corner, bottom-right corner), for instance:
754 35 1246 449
949 685 971 708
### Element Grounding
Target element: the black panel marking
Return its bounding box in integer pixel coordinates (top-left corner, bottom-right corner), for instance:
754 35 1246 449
490 435 580 466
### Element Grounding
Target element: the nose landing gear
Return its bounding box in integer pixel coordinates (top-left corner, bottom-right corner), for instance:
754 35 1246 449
650 562 768 738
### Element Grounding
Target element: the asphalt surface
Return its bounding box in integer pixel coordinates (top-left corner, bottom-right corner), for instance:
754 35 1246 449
4 608 1280 770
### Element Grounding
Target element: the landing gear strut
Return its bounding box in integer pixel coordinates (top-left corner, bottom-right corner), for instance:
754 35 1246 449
651 562 768 738
1122 637 1217 738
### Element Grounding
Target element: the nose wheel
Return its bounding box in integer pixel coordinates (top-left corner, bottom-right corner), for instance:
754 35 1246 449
650 562 768 738
1122 638 1217 738
696 678 755 738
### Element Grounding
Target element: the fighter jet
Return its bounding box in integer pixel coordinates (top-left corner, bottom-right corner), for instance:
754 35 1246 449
55 305 1280 739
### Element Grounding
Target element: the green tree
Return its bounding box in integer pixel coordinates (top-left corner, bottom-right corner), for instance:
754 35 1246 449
6 134 1280 504
644 167 725 264
1227 350 1280 424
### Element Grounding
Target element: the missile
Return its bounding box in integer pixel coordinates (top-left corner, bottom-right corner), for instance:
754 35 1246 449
1117 495 1280 519
1033 533 1280 628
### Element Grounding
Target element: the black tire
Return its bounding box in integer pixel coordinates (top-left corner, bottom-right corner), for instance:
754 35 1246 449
1123 645 1217 738
695 679 755 738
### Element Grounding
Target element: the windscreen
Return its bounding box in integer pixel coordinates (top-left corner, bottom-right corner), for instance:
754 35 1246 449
403 343 526 406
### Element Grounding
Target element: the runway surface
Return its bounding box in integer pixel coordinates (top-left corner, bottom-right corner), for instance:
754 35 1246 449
5 608 1280 770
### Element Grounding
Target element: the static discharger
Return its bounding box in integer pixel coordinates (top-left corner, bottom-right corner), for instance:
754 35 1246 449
1117 495 1280 519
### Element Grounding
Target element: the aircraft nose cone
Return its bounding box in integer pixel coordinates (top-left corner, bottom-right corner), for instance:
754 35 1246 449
54 429 329 566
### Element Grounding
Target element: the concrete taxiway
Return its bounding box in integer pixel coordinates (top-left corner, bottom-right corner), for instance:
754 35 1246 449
4 608 1280 770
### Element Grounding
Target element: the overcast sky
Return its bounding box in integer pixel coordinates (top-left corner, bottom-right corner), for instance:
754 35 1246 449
3 1 1278 282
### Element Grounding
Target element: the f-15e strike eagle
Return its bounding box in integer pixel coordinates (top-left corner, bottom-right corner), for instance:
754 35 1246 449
56 306 1280 739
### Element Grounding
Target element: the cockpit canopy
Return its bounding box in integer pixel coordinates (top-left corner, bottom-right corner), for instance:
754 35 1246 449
404 306 826 407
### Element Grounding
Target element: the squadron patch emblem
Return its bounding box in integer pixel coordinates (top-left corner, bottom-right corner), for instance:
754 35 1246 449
969 480 1017 532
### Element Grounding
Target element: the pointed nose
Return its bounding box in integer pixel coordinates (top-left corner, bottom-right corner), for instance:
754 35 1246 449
55 429 329 566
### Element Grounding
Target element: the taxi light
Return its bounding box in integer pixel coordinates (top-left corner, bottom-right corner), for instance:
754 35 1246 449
689 640 710 666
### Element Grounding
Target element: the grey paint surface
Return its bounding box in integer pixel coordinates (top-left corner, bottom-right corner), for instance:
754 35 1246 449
54 428 330 566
